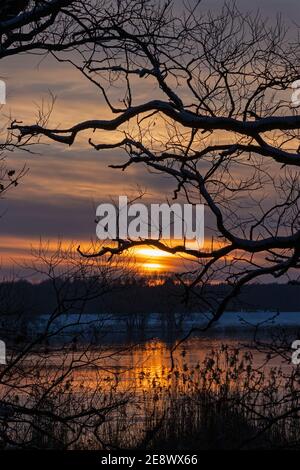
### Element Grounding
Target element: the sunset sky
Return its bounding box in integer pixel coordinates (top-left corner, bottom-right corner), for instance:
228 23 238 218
0 0 299 278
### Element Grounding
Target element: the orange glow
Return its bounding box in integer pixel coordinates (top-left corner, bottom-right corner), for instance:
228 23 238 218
142 262 164 271
133 247 175 258
0 234 245 277
131 245 179 272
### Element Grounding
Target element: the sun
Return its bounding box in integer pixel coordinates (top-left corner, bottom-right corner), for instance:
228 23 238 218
131 246 175 272
134 247 174 258
143 262 164 271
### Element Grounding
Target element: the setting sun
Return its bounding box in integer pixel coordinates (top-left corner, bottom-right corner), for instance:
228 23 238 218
133 247 175 259
132 246 177 272
142 262 164 271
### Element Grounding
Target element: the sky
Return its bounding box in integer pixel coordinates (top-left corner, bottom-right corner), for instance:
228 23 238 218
0 0 299 278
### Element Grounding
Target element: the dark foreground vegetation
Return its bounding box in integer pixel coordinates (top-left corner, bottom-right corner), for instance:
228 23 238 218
0 343 299 450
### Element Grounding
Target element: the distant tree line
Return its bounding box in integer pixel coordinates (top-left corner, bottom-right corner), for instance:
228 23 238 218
0 278 299 318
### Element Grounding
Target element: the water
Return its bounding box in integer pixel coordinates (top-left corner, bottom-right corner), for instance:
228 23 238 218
2 315 299 449
31 332 293 393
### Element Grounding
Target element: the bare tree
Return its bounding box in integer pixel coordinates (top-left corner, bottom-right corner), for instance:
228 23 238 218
0 0 77 59
0 0 114 189
0 2 154 449
0 243 135 449
11 0 300 330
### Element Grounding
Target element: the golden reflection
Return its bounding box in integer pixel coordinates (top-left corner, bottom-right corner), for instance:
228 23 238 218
70 340 177 391
15 338 287 399
57 337 287 403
